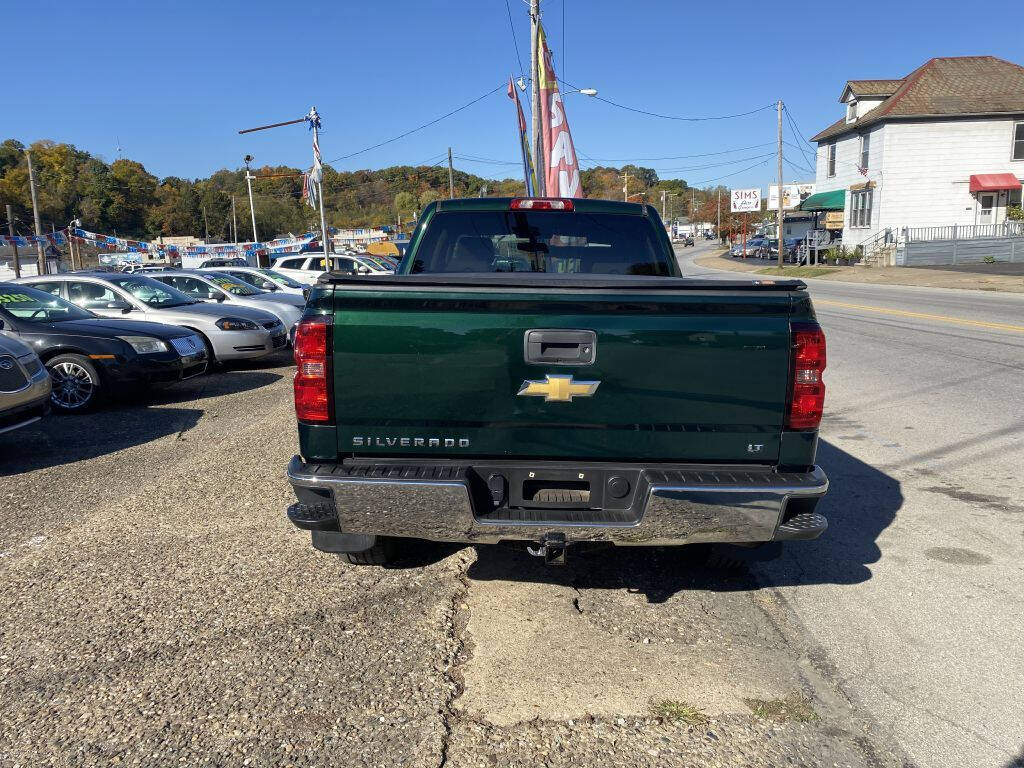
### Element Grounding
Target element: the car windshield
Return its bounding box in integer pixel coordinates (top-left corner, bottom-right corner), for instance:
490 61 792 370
106 275 197 307
258 269 303 288
0 284 96 323
410 210 677 276
205 274 262 296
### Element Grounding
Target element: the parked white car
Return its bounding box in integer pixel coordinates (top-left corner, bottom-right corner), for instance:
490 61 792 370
270 254 394 285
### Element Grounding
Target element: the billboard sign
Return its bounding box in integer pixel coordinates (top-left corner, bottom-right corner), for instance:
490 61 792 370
768 183 816 211
730 188 761 213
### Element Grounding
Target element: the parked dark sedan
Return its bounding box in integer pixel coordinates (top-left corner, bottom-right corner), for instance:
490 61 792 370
0 283 208 411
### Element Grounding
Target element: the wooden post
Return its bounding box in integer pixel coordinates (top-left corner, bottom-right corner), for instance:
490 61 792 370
6 204 21 278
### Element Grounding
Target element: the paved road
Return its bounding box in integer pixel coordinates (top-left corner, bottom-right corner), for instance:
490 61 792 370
679 240 1024 768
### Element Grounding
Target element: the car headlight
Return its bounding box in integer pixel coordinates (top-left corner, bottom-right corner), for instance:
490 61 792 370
118 335 169 354
215 317 259 331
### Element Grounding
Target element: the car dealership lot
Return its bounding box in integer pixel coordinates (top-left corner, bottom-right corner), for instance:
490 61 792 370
0 352 905 767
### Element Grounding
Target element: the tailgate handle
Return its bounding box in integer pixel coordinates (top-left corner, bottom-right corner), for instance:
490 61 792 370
524 329 596 365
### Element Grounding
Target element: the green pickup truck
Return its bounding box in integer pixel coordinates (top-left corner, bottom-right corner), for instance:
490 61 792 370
286 197 828 565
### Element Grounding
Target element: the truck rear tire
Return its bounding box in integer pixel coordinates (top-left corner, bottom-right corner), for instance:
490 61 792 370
340 536 398 565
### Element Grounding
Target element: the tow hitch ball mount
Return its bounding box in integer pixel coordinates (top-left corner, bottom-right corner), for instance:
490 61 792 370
527 533 567 565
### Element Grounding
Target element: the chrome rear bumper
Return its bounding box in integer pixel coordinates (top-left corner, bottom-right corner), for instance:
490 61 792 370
287 457 828 546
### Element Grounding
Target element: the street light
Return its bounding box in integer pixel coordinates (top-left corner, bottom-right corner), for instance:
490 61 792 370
243 155 259 248
564 87 598 96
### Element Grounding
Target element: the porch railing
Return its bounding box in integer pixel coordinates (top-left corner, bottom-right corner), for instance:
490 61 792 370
904 221 1024 242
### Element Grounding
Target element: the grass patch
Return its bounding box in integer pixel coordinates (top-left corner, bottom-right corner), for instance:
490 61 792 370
755 267 840 277
649 698 708 726
743 693 820 723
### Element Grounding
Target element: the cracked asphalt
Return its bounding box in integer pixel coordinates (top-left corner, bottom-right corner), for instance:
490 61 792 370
0 347 909 767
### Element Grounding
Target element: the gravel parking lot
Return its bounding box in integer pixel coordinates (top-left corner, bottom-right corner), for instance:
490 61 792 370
0 353 905 767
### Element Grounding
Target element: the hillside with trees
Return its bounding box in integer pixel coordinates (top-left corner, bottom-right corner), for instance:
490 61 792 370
1 138 712 241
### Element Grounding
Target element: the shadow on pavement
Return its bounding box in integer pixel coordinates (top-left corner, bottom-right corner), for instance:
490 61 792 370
462 440 901 603
0 406 202 476
138 369 283 406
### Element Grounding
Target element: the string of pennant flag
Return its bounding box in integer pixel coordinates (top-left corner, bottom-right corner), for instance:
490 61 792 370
1 229 328 257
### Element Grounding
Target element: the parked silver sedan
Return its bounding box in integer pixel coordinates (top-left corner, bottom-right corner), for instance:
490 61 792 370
203 267 307 298
150 271 304 338
0 332 51 435
15 273 286 363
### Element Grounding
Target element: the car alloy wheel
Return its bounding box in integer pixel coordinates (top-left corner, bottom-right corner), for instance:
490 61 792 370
49 360 96 410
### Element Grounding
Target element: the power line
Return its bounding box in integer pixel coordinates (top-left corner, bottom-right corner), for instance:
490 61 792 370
783 107 816 171
689 159 771 187
324 83 505 163
784 157 815 178
559 77 775 122
503 0 526 78
649 152 778 174
581 142 775 163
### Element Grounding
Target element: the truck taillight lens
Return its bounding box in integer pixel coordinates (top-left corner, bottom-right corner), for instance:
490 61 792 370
293 315 332 423
509 198 574 211
787 322 826 430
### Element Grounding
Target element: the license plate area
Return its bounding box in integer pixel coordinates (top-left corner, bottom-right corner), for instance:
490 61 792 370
513 469 600 509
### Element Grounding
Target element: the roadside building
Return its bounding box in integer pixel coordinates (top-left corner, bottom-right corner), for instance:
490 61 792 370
332 227 389 249
810 56 1024 264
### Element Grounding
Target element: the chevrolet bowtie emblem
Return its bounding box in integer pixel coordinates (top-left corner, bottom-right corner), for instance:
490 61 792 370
517 374 600 402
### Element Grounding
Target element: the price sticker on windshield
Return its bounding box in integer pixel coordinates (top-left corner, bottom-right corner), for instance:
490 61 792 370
0 293 32 304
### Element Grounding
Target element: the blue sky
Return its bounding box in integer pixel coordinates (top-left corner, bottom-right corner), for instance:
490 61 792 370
6 0 1022 192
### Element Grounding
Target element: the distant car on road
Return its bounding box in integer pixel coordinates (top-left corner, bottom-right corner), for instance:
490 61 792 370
150 270 304 339
14 273 285 364
0 329 51 432
0 282 207 412
683 235 695 247
271 254 394 285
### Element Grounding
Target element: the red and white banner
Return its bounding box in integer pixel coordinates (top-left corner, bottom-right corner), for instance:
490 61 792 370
537 23 583 198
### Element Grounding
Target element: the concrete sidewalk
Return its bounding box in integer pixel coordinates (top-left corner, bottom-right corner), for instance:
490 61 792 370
696 251 1024 293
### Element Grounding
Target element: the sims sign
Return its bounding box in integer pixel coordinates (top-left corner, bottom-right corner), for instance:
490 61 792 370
730 188 761 213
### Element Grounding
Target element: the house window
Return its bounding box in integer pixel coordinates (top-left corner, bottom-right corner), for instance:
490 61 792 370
827 144 836 177
846 101 856 123
1014 122 1024 161
850 189 873 228
860 134 870 170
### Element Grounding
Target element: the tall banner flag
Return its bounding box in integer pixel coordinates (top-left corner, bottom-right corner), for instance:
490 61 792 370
537 23 583 198
507 77 537 196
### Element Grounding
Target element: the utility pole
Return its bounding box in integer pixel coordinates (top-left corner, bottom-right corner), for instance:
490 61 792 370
231 195 238 244
691 189 696 235
777 99 785 268
308 107 330 261
5 205 20 279
24 149 45 275
447 147 455 199
244 156 258 244
717 189 721 237
621 170 631 202
202 205 209 241
529 0 545 196
661 190 666 219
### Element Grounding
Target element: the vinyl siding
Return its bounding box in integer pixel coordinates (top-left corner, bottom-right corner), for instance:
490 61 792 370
814 117 1024 246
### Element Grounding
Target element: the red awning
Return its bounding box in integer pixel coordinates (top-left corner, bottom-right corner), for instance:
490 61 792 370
969 173 1022 193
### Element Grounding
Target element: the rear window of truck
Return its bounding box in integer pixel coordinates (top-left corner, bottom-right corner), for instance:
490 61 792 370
409 211 677 276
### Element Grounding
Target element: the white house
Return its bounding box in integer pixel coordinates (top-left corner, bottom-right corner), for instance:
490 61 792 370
811 56 1024 249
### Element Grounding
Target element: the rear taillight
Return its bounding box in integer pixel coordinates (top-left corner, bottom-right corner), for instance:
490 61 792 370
293 315 332 423
509 197 575 211
787 322 826 430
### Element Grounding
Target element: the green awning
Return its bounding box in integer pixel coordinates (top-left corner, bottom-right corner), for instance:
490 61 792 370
799 189 845 211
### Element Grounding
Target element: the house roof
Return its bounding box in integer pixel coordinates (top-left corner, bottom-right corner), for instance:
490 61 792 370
812 56 1024 142
843 79 904 99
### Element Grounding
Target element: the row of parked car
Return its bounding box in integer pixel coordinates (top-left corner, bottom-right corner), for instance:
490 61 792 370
728 236 802 260
0 267 311 430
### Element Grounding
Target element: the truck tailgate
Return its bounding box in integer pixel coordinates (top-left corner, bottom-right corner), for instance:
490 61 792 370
331 284 794 463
